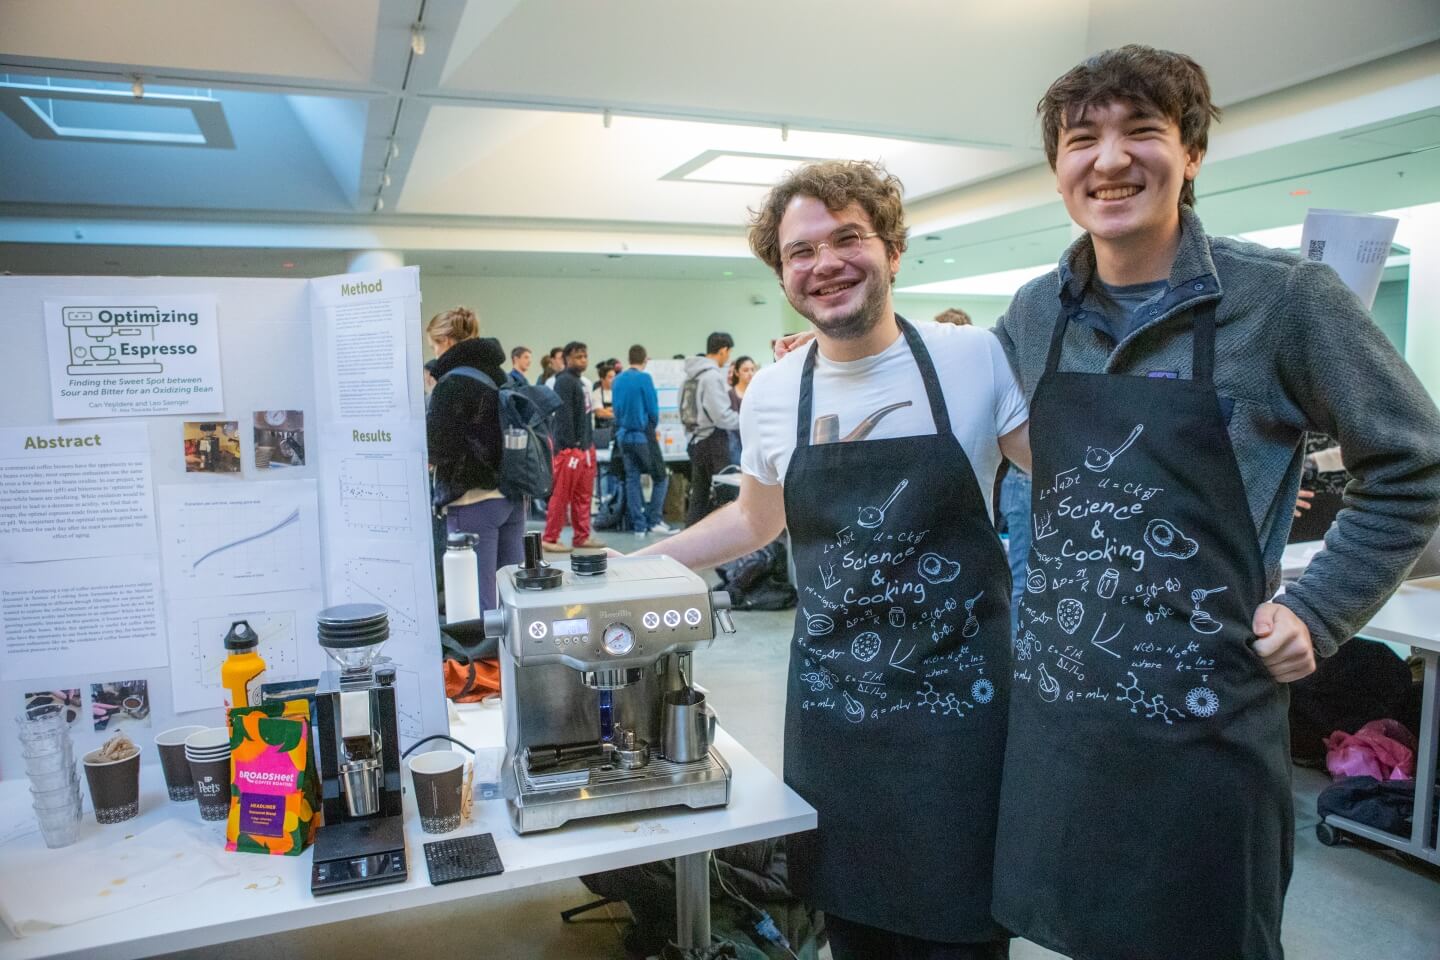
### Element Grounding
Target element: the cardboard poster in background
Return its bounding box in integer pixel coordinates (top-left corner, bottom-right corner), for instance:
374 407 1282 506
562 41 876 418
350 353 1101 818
43 295 223 420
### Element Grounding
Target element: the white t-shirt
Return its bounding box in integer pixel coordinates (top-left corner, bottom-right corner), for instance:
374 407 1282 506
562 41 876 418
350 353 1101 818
740 321 1028 518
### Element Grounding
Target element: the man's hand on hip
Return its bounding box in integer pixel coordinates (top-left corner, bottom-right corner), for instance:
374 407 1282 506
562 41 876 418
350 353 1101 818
1251 603 1317 682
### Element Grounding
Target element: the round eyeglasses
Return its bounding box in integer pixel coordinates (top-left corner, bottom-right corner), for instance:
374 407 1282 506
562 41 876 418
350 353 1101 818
781 228 879 269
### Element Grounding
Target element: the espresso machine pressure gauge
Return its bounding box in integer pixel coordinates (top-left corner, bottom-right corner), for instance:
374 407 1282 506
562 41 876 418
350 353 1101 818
602 623 635 657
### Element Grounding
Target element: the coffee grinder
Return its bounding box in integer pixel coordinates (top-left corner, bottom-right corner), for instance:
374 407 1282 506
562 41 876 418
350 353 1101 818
310 603 407 895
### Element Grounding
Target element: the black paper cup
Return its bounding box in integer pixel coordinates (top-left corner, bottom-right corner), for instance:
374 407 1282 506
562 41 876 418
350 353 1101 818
408 752 465 834
188 754 231 820
155 725 206 801
185 727 232 820
82 748 141 824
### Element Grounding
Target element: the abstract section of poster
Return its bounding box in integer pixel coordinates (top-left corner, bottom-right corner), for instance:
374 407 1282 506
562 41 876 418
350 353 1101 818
0 423 157 563
157 479 322 599
164 590 323 713
44 295 223 419
0 555 167 682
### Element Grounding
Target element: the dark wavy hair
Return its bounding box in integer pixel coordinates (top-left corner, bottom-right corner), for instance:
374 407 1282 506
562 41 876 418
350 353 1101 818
1038 45 1220 209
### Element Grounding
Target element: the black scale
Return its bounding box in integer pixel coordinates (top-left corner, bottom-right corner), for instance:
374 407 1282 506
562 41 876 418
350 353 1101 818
423 833 505 885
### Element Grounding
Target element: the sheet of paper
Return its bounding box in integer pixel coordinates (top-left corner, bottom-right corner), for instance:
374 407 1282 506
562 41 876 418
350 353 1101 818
156 479 322 600
0 423 157 563
164 590 324 714
324 536 443 745
1299 208 1399 310
319 425 430 540
309 269 421 424
0 556 167 682
43 295 223 420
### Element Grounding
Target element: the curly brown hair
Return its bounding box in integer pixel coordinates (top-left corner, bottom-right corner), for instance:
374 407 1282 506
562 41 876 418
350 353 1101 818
748 160 908 276
1038 45 1220 209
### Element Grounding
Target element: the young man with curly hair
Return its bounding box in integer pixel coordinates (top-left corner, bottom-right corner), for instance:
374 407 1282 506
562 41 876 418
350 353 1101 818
639 160 1030 959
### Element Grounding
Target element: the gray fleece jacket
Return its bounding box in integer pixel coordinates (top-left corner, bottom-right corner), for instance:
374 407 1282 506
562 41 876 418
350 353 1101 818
683 355 740 440
994 206 1440 658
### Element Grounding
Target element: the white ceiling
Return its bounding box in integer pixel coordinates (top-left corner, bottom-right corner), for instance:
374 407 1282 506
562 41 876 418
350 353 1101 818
0 0 1437 283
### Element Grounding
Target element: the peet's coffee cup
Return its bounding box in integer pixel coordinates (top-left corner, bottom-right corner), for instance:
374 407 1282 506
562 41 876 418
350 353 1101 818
155 725 207 801
185 727 232 821
408 752 466 834
188 754 232 821
82 747 141 824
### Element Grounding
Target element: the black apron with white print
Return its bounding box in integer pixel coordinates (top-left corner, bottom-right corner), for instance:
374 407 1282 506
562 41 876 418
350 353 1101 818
783 318 1012 942
992 303 1291 960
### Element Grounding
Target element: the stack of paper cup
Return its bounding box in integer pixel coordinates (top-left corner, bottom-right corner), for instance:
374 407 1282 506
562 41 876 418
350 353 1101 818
17 710 82 848
184 728 233 821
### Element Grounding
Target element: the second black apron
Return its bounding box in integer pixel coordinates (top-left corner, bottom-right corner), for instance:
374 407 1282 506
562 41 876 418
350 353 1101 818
783 318 1012 942
992 303 1292 960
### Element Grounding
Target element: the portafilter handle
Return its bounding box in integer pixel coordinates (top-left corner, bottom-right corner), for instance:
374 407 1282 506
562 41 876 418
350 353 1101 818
482 608 506 640
710 590 736 634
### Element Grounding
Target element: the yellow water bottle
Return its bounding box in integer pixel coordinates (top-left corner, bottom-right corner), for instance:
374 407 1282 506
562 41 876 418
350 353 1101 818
222 620 266 710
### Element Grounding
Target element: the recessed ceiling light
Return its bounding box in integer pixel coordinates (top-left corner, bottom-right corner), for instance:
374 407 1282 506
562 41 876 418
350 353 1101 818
943 258 955 264
723 271 734 277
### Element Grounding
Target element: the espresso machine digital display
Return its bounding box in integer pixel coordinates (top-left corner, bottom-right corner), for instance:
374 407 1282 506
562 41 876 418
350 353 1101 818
483 534 736 833
310 603 408 896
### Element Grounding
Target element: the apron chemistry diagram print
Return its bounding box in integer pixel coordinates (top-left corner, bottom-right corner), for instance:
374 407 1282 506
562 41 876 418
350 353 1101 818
994 303 1292 960
781 319 1012 942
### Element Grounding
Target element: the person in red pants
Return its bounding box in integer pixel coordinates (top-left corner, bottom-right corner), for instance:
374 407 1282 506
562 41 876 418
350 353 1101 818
542 341 604 552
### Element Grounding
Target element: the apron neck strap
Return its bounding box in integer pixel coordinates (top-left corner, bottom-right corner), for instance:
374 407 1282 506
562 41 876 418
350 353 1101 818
1044 298 1218 385
795 315 950 448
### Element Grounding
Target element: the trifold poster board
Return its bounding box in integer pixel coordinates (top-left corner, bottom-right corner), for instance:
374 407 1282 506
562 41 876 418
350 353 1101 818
0 269 445 779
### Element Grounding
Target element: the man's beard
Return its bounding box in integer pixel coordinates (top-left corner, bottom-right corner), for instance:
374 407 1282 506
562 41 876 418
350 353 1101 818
803 273 890 342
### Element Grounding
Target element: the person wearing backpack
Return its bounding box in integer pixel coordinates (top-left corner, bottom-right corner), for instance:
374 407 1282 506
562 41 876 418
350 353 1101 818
681 331 740 527
425 311 524 615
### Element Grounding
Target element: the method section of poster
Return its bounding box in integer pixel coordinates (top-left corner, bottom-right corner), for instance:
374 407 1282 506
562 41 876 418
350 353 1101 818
156 479 323 600
0 555 167 682
43 295 224 420
0 423 157 563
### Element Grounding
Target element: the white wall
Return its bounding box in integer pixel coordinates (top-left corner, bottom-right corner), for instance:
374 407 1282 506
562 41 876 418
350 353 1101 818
418 274 789 368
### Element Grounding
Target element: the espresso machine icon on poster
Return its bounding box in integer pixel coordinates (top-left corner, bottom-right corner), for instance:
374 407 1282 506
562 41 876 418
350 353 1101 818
310 603 408 895
482 534 735 833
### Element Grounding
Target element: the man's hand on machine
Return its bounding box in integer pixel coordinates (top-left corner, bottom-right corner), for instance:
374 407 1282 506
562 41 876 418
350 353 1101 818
773 331 816 360
1251 603 1317 682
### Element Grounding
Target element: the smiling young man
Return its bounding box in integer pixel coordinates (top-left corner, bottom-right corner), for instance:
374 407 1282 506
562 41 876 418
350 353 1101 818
637 161 1029 959
990 46 1440 960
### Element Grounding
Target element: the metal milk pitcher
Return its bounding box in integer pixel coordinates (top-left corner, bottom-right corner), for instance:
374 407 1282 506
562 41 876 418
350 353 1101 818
662 688 716 764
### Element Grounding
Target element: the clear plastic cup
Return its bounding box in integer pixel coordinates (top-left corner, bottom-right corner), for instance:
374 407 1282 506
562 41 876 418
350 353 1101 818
30 780 80 806
23 746 74 773
16 712 67 741
19 736 72 758
27 766 77 792
36 813 80 849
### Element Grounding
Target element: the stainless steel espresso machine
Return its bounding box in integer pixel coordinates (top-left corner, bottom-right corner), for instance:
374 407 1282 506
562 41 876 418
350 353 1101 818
310 603 408 895
482 534 736 833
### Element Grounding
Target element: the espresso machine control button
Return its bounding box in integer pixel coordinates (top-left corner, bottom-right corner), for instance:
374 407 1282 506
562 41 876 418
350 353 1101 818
663 610 681 628
528 621 548 640
684 607 702 626
602 624 636 656
642 611 660 630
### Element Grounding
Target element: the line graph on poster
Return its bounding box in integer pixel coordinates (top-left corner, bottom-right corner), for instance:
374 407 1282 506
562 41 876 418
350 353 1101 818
158 481 322 599
339 454 416 534
337 553 422 639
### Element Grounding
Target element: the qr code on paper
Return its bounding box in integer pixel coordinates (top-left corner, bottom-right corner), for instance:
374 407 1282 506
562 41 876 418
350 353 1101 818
1307 239 1326 261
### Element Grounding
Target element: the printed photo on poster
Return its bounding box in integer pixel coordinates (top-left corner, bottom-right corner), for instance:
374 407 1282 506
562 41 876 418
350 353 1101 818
253 410 305 468
22 687 82 725
90 679 151 733
184 421 240 475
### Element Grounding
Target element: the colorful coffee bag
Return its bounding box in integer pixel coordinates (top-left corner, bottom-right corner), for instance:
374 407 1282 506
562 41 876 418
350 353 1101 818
226 699 319 855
